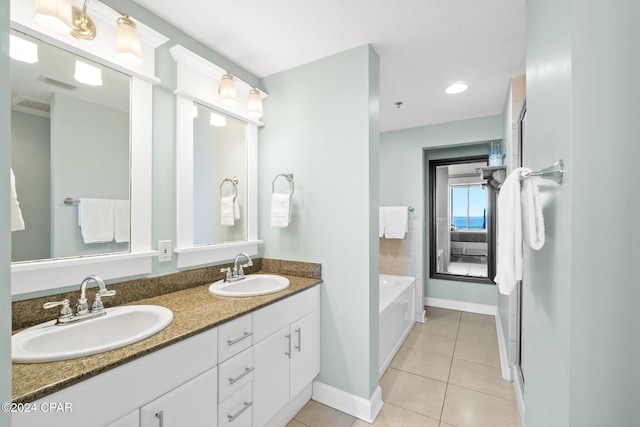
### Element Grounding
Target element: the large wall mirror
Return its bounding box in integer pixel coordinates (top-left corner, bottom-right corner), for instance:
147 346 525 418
429 155 496 284
193 104 248 245
11 29 131 263
10 2 168 295
171 45 264 268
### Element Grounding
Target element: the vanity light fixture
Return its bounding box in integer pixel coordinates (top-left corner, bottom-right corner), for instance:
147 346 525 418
219 73 237 106
10 35 39 64
34 0 73 35
115 14 143 64
74 60 103 86
247 88 263 119
32 0 143 63
210 112 227 127
445 82 469 94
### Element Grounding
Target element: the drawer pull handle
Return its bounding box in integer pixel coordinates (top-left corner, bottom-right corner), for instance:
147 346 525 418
227 331 252 346
228 401 253 422
229 367 254 385
295 328 302 352
155 410 164 427
285 333 291 358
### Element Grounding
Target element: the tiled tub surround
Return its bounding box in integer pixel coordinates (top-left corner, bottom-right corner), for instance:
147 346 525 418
11 258 321 403
379 218 424 322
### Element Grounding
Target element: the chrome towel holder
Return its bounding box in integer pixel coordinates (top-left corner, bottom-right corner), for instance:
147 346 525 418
220 176 239 201
272 173 294 196
521 160 564 184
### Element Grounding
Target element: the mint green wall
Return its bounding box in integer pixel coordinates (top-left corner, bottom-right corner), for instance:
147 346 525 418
1 0 12 421
525 0 640 425
380 116 502 306
259 45 380 399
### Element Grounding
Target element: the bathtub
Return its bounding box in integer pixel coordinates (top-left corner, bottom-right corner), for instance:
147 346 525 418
378 274 416 378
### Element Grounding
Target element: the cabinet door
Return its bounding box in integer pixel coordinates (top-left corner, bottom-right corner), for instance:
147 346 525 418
140 368 218 427
106 411 139 427
290 310 320 398
252 326 290 427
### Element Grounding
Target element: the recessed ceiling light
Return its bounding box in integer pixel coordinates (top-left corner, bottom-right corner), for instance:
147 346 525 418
445 82 468 95
74 60 103 86
10 35 39 64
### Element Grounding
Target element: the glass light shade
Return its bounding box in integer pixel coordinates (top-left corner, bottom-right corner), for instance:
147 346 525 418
115 15 143 64
74 60 103 86
247 88 263 119
219 74 237 106
10 35 39 64
34 0 73 34
210 112 227 127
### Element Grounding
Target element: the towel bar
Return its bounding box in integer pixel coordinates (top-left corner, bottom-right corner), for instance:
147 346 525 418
272 173 294 196
63 197 80 205
220 177 239 201
521 160 564 184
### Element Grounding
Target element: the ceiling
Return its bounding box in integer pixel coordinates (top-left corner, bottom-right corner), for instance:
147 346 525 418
133 0 526 132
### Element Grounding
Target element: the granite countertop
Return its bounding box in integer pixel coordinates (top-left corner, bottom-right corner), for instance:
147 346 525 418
12 272 321 403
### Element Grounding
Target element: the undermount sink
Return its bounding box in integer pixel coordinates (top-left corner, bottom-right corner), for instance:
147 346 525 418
208 274 290 297
12 305 173 363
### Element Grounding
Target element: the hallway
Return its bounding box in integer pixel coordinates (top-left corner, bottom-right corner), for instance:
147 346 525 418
288 306 521 426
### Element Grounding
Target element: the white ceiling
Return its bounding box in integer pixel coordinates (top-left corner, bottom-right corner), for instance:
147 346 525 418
133 0 525 132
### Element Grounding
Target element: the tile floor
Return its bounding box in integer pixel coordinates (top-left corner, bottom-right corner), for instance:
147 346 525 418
446 262 488 278
287 306 521 427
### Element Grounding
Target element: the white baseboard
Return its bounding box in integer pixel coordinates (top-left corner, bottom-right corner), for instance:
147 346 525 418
495 312 512 381
416 309 426 323
424 297 497 316
312 381 383 423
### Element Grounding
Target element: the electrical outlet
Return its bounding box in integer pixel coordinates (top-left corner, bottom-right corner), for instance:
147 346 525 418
158 240 172 262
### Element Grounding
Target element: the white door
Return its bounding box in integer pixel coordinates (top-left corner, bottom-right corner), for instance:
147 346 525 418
290 310 320 399
252 326 290 426
140 368 218 427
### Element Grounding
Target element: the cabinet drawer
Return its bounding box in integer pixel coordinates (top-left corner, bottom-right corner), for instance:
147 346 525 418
253 286 319 343
218 382 252 427
218 347 254 402
218 314 253 362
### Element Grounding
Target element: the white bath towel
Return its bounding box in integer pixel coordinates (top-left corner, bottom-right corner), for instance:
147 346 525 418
494 168 527 295
220 196 236 226
114 199 130 243
78 198 115 244
521 175 545 250
379 207 385 237
383 206 408 239
10 168 25 232
271 193 291 228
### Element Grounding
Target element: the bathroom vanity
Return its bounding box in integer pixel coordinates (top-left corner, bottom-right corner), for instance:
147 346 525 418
12 274 320 427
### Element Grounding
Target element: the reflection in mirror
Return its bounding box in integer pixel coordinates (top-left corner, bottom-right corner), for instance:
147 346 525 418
429 155 496 284
10 30 131 263
193 103 248 245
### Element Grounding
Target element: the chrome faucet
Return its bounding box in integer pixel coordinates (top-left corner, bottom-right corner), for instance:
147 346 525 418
220 253 253 282
44 274 116 325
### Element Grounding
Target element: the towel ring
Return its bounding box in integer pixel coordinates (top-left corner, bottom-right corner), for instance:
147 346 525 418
272 173 294 196
220 176 239 201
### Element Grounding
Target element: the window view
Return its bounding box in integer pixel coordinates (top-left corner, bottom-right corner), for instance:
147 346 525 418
451 185 487 230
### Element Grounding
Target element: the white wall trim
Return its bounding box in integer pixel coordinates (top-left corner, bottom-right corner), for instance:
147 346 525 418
495 312 512 381
424 297 497 315
312 381 383 423
513 366 525 426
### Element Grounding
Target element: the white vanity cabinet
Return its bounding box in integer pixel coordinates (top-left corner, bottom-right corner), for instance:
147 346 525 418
140 367 218 427
252 287 320 427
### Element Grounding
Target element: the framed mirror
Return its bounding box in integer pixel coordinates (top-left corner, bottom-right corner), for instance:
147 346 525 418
10 29 131 263
9 4 168 295
429 155 496 284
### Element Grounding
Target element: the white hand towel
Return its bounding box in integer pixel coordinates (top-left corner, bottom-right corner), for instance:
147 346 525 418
114 199 130 243
379 207 385 237
10 168 25 232
494 168 529 295
383 206 408 239
271 193 291 228
234 197 240 220
78 198 115 244
221 196 236 226
521 176 545 250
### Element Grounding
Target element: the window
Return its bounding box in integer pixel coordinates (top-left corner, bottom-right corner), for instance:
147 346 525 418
450 185 488 230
